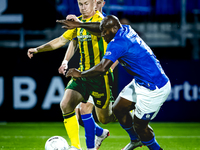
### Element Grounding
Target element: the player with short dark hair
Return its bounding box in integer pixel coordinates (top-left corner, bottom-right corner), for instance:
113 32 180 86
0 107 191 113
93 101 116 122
58 15 171 150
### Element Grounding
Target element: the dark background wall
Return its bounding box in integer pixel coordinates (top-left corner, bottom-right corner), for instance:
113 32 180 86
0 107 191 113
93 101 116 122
0 0 200 122
1 48 200 122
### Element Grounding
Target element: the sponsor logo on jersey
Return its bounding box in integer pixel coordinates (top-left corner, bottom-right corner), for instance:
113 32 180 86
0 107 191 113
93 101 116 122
91 91 104 98
111 39 115 42
105 51 112 56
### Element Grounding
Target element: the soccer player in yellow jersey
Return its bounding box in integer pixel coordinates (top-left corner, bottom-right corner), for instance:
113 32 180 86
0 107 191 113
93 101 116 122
59 0 114 149
58 0 114 149
27 0 115 149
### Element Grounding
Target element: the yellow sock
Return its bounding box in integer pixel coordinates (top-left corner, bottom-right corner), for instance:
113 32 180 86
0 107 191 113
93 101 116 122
63 111 81 149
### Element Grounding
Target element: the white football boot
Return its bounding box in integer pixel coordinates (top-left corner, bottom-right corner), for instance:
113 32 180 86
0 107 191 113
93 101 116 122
122 140 143 150
95 129 110 149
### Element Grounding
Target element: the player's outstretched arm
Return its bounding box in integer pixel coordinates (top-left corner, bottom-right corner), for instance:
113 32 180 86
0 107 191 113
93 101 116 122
58 39 78 75
57 19 101 36
79 22 101 36
27 35 69 59
111 60 119 70
66 59 113 78
27 48 38 59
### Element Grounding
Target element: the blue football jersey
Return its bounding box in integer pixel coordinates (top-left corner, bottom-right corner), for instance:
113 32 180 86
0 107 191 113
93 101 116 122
102 11 106 17
103 25 169 90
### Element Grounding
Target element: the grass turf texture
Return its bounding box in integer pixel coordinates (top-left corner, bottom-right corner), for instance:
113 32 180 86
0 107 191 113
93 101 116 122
0 122 200 150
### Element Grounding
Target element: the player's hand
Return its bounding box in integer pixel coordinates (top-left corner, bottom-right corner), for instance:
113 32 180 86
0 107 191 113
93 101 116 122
66 15 79 22
58 60 68 75
65 68 81 78
27 48 38 59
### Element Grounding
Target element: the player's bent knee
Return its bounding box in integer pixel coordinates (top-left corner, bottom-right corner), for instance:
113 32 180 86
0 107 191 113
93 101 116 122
60 100 66 113
134 121 149 135
97 113 114 124
95 105 113 124
60 99 71 114
96 113 110 124
112 105 122 117
98 117 110 124
134 123 142 132
79 103 93 115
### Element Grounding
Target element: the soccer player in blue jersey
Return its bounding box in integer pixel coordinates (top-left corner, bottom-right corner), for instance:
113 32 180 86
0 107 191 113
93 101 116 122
58 15 171 150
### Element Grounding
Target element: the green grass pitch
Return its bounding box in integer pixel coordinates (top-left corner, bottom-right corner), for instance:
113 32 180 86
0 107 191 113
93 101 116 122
0 122 200 150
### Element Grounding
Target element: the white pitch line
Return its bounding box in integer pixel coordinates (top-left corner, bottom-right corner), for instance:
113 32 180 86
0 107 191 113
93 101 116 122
156 136 200 139
1 135 200 139
0 136 50 139
96 135 200 139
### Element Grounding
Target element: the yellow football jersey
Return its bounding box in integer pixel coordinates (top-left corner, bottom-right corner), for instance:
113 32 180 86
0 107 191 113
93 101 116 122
62 11 107 71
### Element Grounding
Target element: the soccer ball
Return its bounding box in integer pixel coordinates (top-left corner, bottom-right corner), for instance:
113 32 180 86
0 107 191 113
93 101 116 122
45 136 70 150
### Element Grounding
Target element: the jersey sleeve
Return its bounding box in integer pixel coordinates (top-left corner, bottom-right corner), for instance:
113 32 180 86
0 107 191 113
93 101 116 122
103 39 125 63
62 28 77 41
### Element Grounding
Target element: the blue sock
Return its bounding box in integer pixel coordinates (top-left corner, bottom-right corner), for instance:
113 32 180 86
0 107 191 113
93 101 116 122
81 113 96 148
142 136 160 150
95 123 104 137
120 123 139 141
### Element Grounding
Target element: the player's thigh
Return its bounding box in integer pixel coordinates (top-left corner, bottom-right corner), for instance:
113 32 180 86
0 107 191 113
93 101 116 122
119 79 137 103
60 89 84 114
95 102 112 121
113 79 137 114
90 74 112 109
134 81 171 120
112 96 135 115
76 96 94 115
79 102 94 115
66 78 90 103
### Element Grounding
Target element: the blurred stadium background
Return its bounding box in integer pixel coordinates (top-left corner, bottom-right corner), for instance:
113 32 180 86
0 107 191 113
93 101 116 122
0 0 200 123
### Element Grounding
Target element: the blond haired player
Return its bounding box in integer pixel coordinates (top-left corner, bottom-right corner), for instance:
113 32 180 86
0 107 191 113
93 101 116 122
28 0 115 149
58 0 114 149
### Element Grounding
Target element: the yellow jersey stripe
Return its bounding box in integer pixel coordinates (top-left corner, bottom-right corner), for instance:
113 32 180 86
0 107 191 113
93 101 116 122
63 11 107 71
102 74 110 109
91 35 101 66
